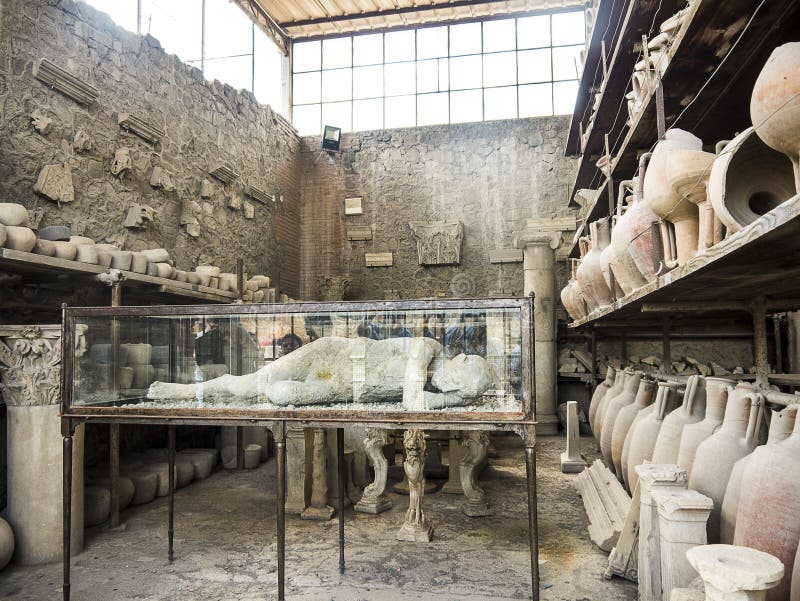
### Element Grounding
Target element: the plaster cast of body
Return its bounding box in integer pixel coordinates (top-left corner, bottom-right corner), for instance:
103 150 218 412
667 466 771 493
147 336 494 410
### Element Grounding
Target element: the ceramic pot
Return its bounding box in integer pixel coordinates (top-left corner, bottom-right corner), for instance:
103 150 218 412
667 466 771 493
689 382 764 544
69 236 94 246
131 252 148 274
709 127 796 233
119 366 135 389
721 404 797 545
793 540 800 601
651 375 707 464
589 366 616 436
109 251 133 270
88 476 135 510
750 42 800 193
177 449 217 480
186 272 202 285
666 149 716 261
603 182 650 295
84 485 110 527
676 377 735 479
611 377 656 480
52 241 77 260
594 368 627 448
32 239 56 256
625 381 679 491
75 244 98 264
196 265 221 278
175 459 195 488
620 157 665 282
0 224 5 247
124 469 158 505
0 203 29 226
561 258 587 321
576 219 614 310
735 404 800 601
140 248 170 263
4 226 36 252
600 370 642 472
0 517 14 570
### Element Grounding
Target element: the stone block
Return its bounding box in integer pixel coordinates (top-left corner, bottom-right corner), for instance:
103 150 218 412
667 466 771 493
574 460 631 551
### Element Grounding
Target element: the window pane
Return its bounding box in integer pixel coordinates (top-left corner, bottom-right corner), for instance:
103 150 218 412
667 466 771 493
450 22 481 56
418 26 448 59
204 0 252 59
254 28 284 112
322 101 352 132
517 15 550 49
293 71 321 104
204 55 252 91
417 59 439 94
418 92 449 126
553 45 583 80
353 65 383 99
385 62 415 96
293 104 321 135
85 0 138 32
293 41 321 72
439 59 449 90
385 30 415 63
450 89 482 123
518 48 551 84
323 37 352 69
385 95 416 128
552 10 586 46
483 51 516 87
450 55 482 90
354 98 384 131
484 86 517 120
553 80 579 114
322 68 352 102
354 34 383 66
483 19 516 53
519 83 552 117
141 0 203 63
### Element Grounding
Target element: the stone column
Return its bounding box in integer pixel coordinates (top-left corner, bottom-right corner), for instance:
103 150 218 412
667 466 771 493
653 489 713 601
515 230 561 435
636 464 689 601
561 400 587 473
0 325 84 564
686 544 784 601
285 428 311 515
301 428 334 520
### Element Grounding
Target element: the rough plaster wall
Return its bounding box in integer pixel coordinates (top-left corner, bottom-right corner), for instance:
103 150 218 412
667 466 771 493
0 0 301 296
298 117 578 300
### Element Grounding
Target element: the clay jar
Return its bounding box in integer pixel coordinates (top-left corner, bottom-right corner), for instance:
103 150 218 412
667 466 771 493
720 404 797 545
619 160 664 283
689 382 763 544
750 42 800 193
561 258 587 321
599 370 642 472
735 404 800 601
676 377 735 479
651 375 707 464
576 219 614 311
610 377 656 479
588 366 616 436
600 179 649 296
593 368 627 448
665 148 716 261
625 381 679 491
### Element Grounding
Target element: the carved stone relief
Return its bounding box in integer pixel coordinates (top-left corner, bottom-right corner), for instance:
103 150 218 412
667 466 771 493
30 109 52 135
72 129 94 153
199 179 213 199
243 201 255 219
110 148 132 177
123 204 155 229
33 162 74 203
397 429 433 542
32 59 99 106
0 325 62 407
149 166 175 191
409 221 463 265
180 200 202 238
355 428 392 515
226 192 242 210
318 275 350 301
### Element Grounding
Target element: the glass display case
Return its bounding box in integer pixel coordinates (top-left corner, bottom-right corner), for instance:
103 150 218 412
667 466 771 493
62 298 533 423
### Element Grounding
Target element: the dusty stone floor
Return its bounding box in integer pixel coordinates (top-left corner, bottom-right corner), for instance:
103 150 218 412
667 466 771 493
0 435 636 600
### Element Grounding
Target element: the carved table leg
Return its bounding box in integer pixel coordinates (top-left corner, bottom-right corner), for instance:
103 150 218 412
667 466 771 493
460 431 493 517
396 429 433 542
301 428 335 521
356 428 393 514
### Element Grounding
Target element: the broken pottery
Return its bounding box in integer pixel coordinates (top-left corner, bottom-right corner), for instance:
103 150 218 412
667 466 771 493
625 381 679 490
52 240 77 260
109 250 133 270
611 377 656 480
140 248 170 263
130 252 148 273
0 203 30 226
588 366 616 436
4 226 37 252
652 375 707 465
74 244 98 264
665 148 716 262
594 368 626 447
576 219 615 310
600 370 642 473
32 239 56 256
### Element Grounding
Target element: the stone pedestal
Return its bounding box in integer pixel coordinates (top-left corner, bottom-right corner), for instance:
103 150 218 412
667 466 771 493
441 431 468 494
636 464 689 601
285 428 311 515
460 431 493 517
653 489 713 601
397 430 433 542
302 429 335 521
0 325 84 564
561 401 587 473
686 544 784 601
355 428 392 515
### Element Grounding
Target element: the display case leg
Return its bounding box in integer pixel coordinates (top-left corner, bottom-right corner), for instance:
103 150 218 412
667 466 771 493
275 424 287 601
168 425 175 563
62 422 74 601
237 426 245 470
109 424 120 528
337 427 345 575
525 444 540 601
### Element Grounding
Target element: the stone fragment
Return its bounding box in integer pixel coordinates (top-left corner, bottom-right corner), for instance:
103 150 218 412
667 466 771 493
733 366 744 374
409 220 463 265
488 248 523 263
641 355 662 367
243 201 255 219
111 147 132 177
38 225 70 241
30 109 52 134
118 113 164 144
561 401 587 473
686 544 784 600
32 59 99 105
711 362 731 376
139 248 170 263
344 197 362 215
3 227 36 252
149 166 175 191
32 239 56 256
574 460 631 552
209 164 239 184
34 163 74 203
123 204 155 229
365 252 392 267
199 179 213 198
460 431 493 517
0 203 30 227
605 478 640 582
72 129 94 153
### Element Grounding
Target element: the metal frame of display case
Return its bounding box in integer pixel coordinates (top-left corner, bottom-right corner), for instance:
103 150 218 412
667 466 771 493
59 298 539 601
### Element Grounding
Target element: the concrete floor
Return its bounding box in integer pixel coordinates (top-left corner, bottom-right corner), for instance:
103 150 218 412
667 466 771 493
0 435 636 601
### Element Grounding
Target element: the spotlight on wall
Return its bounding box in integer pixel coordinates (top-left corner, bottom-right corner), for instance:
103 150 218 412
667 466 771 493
321 125 341 152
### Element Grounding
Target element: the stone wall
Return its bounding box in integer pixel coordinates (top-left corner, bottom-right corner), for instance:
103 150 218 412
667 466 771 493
298 117 578 300
0 0 301 296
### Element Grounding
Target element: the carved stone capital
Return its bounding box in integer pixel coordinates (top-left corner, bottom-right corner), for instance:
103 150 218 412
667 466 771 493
512 230 561 250
409 220 463 265
0 325 62 407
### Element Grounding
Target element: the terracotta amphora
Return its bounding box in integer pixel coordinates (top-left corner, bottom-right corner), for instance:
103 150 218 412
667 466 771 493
793 538 800 601
593 367 626 447
689 382 764 544
720 404 797 545
735 403 800 601
600 370 642 472
750 42 800 193
625 154 665 282
601 180 650 296
576 219 614 310
625 381 679 491
560 258 587 321
676 377 735 479
588 366 616 436
620 401 653 491
666 148 716 261
611 377 656 482
651 375 706 465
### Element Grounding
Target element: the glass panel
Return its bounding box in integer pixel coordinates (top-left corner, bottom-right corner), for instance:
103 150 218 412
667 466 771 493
384 95 416 128
353 33 384 66
552 44 583 80
385 30 416 63
551 10 586 46
204 0 253 59
322 36 352 69
292 103 321 135
417 92 449 126
450 89 482 123
292 71 321 104
85 0 139 33
254 27 284 112
484 86 518 120
322 101 352 132
519 83 553 117
293 40 321 72
518 48 551 84
483 19 516 53
353 98 384 131
141 0 204 63
203 56 253 91
321 68 352 102
417 26 448 59
353 65 383 99
553 80 579 114
483 51 516 88
450 22 482 56
517 14 550 49
416 59 440 94
449 55 482 90
384 62 416 96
